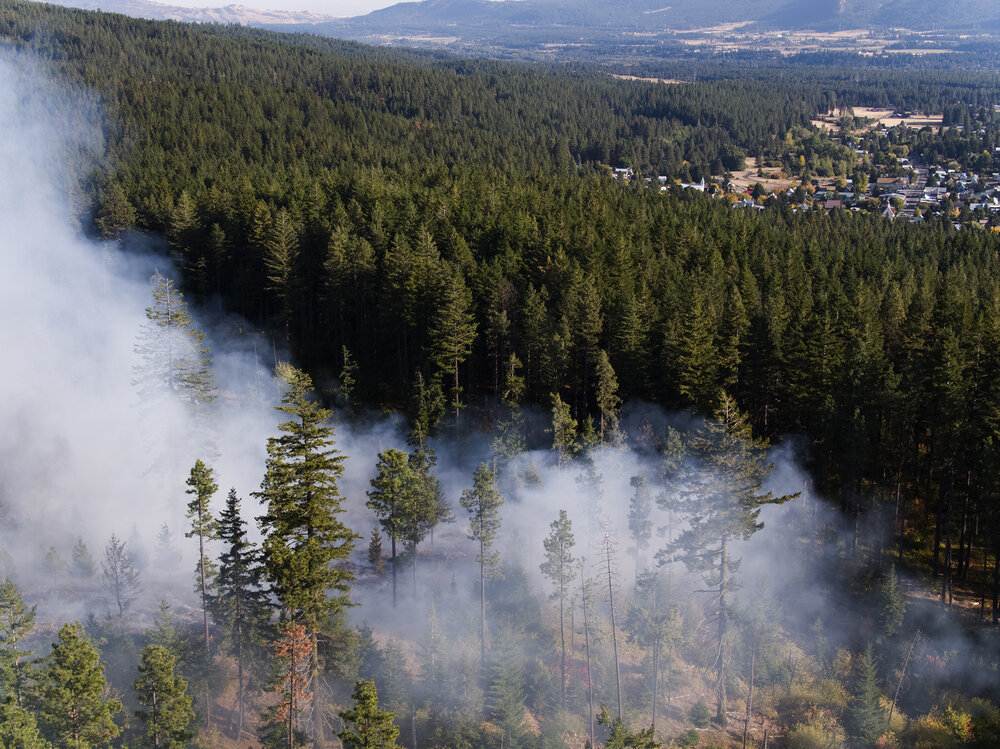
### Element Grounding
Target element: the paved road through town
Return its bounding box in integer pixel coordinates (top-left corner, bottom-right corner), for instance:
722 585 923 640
902 159 928 218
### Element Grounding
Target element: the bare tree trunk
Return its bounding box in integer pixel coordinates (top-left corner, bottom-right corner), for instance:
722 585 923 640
310 631 326 746
718 538 729 727
652 639 659 731
606 541 623 721
743 650 754 749
559 587 566 705
582 576 595 749
391 535 397 609
479 532 487 669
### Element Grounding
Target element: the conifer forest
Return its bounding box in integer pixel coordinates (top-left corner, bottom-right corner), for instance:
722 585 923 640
4 2 1000 747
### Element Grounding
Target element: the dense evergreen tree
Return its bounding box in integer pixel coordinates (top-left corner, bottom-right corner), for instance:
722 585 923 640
338 680 399 749
37 623 120 749
367 448 416 609
0 581 35 709
133 645 195 749
208 489 271 739
255 363 356 744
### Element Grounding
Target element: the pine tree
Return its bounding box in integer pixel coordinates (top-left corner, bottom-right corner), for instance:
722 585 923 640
255 363 357 745
71 539 95 580
659 394 796 726
209 489 271 740
551 392 577 468
94 182 136 239
338 680 399 749
153 525 181 573
0 695 48 748
429 264 476 425
101 535 139 618
185 459 219 656
133 645 194 749
594 349 621 443
0 580 35 708
460 463 504 668
367 449 416 609
133 271 216 409
539 510 575 706
37 623 121 748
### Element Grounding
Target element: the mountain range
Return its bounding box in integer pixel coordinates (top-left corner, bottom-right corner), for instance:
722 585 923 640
33 0 1000 51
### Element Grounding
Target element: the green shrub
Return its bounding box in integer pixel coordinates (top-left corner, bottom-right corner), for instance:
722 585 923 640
785 719 845 749
676 728 699 747
689 700 712 728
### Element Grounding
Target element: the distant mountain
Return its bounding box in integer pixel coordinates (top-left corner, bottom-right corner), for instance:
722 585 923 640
31 0 1000 57
287 0 1000 52
38 0 333 25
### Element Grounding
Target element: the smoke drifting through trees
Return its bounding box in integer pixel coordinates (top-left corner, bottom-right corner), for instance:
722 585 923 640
2 49 999 749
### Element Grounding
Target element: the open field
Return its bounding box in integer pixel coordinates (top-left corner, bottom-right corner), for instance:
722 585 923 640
852 106 943 129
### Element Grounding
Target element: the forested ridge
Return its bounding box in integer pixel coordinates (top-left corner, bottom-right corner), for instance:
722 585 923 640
3 2 1000 748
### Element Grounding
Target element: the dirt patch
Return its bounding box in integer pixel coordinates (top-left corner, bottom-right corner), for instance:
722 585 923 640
611 74 686 84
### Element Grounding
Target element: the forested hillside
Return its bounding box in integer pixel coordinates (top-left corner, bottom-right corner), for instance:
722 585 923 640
3 3 1000 748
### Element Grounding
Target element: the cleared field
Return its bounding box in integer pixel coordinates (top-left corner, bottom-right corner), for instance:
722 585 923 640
848 106 943 129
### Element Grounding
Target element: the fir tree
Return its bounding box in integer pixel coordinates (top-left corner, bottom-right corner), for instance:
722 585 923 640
338 680 399 749
0 580 35 708
133 645 195 749
367 528 384 576
845 645 884 749
597 705 661 749
429 263 476 425
878 565 906 640
71 539 95 580
255 363 357 744
208 489 271 739
152 525 181 573
594 349 621 443
459 463 504 667
37 623 121 748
